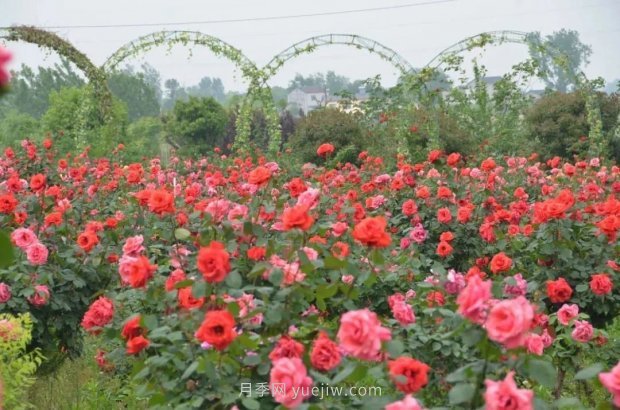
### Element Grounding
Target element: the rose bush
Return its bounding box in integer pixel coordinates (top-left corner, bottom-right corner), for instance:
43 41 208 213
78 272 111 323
1 140 619 408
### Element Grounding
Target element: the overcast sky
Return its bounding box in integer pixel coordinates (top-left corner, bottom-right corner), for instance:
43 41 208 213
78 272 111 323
1 0 619 92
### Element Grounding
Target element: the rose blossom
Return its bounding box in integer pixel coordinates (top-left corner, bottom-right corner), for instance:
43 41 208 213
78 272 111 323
269 358 313 408
26 242 49 265
122 235 145 256
10 228 38 249
0 283 11 303
385 395 423 410
457 275 492 324
337 308 391 361
409 224 428 244
28 284 50 306
557 304 579 325
485 296 534 349
571 320 593 343
391 300 416 326
599 361 620 406
484 371 533 410
524 333 544 355
444 269 466 295
503 273 528 297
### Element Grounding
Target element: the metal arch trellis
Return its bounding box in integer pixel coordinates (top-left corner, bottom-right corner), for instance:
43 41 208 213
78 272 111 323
415 30 604 156
0 26 113 123
102 30 281 154
234 33 417 153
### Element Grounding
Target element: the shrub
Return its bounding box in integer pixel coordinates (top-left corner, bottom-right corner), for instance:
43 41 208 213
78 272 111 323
288 108 363 163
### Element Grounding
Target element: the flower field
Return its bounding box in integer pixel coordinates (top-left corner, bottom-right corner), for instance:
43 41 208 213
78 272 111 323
0 139 619 409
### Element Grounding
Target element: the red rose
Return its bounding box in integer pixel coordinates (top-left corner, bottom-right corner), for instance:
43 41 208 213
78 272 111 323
126 335 150 355
352 216 391 247
197 241 231 283
437 207 452 224
269 336 304 361
282 204 314 231
247 246 266 261
490 252 512 274
388 357 430 394
178 287 205 310
195 310 237 350
316 143 335 157
310 332 341 371
81 296 114 334
147 189 175 215
436 241 453 257
248 166 272 186
77 231 99 252
121 315 143 340
590 274 613 295
546 278 573 303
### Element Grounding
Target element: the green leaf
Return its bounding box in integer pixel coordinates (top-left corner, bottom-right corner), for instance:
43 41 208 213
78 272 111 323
174 228 191 240
575 283 588 292
0 231 15 268
448 383 475 405
324 256 347 270
226 270 242 288
574 363 604 380
242 398 261 410
182 361 199 379
242 354 262 366
332 362 356 384
386 340 404 357
527 359 557 388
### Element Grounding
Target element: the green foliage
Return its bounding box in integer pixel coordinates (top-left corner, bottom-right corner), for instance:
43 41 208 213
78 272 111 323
526 91 620 159
124 117 163 160
166 96 228 153
108 70 160 121
527 29 592 92
0 313 45 410
0 109 40 147
288 108 364 163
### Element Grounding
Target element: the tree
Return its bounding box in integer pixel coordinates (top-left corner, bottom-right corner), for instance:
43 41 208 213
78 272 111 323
526 91 620 159
0 59 84 119
527 29 592 92
0 109 39 147
166 96 228 153
187 77 226 102
162 78 188 111
107 68 160 121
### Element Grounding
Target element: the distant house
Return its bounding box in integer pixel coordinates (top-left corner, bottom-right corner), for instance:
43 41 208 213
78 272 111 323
287 87 327 115
325 87 371 114
464 76 503 96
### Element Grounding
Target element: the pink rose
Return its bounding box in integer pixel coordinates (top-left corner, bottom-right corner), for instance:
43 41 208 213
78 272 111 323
557 304 579 326
337 308 391 361
296 188 320 210
391 301 416 326
0 283 11 303
0 46 11 87
457 275 492 324
599 361 620 407
503 273 528 297
10 228 38 249
485 296 534 349
484 371 533 410
331 222 348 237
541 329 554 348
409 224 427 244
444 270 466 295
342 275 354 285
122 235 144 256
269 358 313 409
571 320 593 343
26 242 49 265
28 285 50 306
385 394 423 410
524 333 544 355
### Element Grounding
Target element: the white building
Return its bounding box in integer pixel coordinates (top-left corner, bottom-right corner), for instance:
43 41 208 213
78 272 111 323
287 87 328 115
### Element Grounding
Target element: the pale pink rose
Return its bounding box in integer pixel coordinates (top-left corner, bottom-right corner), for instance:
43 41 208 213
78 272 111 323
227 204 248 224
26 242 49 265
264 161 280 173
0 283 11 303
337 308 391 361
405 289 416 300
331 221 348 237
10 228 38 249
571 320 593 343
205 199 231 223
302 247 318 261
369 195 386 209
269 358 313 409
599 361 620 407
118 255 138 285
503 273 528 297
485 296 534 349
409 224 428 244
374 174 391 184
400 237 412 250
524 333 544 355
28 285 50 306
589 158 600 167
387 293 406 308
0 319 18 341
391 301 416 326
444 269 466 295
282 262 305 286
557 304 579 326
541 328 554 348
122 235 144 256
457 275 492 324
484 371 533 410
296 188 320 210
385 394 423 410
341 275 354 285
